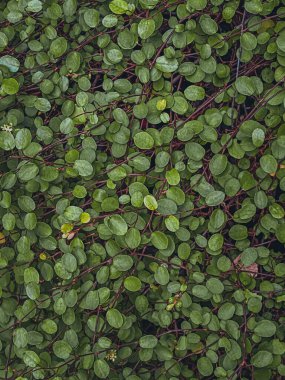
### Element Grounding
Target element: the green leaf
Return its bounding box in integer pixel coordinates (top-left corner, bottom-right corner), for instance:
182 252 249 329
241 248 258 266
185 142 205 161
241 32 257 50
157 198 178 215
63 0 77 16
245 0 263 14
125 228 141 249
254 320 276 337
24 268 40 284
106 48 123 63
208 233 223 251
0 55 20 72
2 78 19 94
64 206 83 221
165 168 180 185
94 359 110 379
192 285 211 300
184 85 205 101
155 56 179 73
151 231 168 250
165 215 179 232
0 131 15 151
276 223 285 243
15 129 32 149
18 163 39 181
218 303 235 320
73 185 87 199
66 51 81 72
0 32 8 49
103 14 118 28
74 160 93 176
84 9 99 28
105 214 128 235
108 166 127 181
235 76 255 96
197 357 213 376
60 118 74 134
124 276 142 291
229 224 248 240
34 98 51 112
80 290 99 310
50 37 68 58
27 0 42 12
14 328 28 348
134 132 154 150
269 203 284 219
7 11 23 23
23 351 40 368
138 19 156 39
2 213 15 231
154 266 169 285
41 319 58 334
209 154 228 176
106 308 124 328
200 15 218 34
276 32 285 53
251 351 273 368
109 0 129 14
252 128 265 147
275 263 285 277
260 155 277 174
206 278 224 294
144 195 158 210
113 255 133 271
26 282 40 300
205 191 225 206
53 340 72 359
24 212 37 230
139 335 158 348
172 96 188 115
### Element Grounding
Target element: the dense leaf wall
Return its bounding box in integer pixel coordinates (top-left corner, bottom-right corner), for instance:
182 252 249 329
0 0 285 379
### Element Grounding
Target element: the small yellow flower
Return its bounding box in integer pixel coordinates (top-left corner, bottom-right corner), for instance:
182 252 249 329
1 123 13 132
39 252 47 260
106 349 117 362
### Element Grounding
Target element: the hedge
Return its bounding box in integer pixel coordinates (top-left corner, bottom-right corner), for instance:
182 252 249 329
0 0 285 379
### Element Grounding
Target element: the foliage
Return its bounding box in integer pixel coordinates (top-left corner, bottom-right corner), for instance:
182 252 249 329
0 0 285 379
